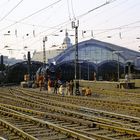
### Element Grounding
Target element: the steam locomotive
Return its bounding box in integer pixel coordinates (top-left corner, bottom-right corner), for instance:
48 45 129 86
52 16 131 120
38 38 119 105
35 63 61 87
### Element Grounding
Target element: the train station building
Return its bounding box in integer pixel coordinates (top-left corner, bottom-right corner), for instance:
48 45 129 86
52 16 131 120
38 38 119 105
47 39 140 81
32 32 140 81
1 32 140 84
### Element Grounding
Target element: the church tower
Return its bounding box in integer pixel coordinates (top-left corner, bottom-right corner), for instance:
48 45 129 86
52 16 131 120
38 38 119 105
62 29 72 48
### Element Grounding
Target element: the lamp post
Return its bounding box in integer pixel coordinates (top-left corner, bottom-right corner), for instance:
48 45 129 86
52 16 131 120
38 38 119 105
0 55 4 72
79 59 90 80
72 20 80 95
84 59 90 80
27 51 31 81
113 51 123 81
43 36 47 67
88 62 90 80
78 60 84 80
79 61 82 80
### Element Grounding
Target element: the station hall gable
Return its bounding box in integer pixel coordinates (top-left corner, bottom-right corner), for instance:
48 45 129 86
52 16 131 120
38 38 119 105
49 39 140 67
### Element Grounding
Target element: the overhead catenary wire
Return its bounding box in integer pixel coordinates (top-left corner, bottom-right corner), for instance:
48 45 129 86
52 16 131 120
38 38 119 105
2 0 127 35
20 0 119 36
76 0 117 20
3 1 134 49
77 0 138 40
95 0 140 28
0 0 63 32
0 0 24 22
1 0 140 58
0 0 116 32
18 0 63 23
70 0 76 20
19 19 140 49
83 0 140 40
67 0 71 20
2 0 139 52
84 0 129 28
94 20 140 36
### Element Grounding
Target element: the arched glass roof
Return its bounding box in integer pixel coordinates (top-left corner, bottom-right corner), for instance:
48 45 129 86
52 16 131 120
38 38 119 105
48 39 140 67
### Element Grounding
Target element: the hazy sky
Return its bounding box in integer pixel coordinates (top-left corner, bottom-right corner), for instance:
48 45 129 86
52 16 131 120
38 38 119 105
0 0 140 59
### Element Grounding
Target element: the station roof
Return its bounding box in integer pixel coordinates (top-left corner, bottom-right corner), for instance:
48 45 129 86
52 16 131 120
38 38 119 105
49 39 140 64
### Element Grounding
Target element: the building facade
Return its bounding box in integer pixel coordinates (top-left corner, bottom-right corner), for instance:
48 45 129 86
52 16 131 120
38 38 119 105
32 30 72 63
48 39 140 81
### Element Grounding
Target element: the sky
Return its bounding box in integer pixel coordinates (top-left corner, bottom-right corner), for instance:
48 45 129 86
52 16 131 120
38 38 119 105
0 0 140 59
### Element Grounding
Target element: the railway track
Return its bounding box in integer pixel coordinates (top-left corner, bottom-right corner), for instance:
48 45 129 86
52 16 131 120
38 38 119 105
1 103 140 139
0 104 93 140
0 87 140 139
13 87 140 117
47 94 140 117
91 88 140 105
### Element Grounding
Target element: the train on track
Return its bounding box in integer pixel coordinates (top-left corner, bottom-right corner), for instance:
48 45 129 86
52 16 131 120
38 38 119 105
34 63 62 87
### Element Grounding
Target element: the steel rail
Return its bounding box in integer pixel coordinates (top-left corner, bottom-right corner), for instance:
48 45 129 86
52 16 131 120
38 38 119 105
1 102 140 131
1 87 140 139
0 108 94 140
1 97 140 139
4 88 140 131
1 103 140 139
0 118 38 140
1 89 140 129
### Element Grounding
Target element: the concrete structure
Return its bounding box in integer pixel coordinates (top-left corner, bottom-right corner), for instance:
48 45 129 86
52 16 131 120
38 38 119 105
32 31 72 63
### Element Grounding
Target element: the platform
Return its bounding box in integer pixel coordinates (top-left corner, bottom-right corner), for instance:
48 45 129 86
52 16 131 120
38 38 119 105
117 82 135 89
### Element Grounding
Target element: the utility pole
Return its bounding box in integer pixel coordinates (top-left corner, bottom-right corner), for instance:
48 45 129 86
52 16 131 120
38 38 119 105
43 36 47 67
27 51 31 81
117 53 120 81
113 51 123 81
72 20 80 95
0 55 4 73
88 62 89 80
